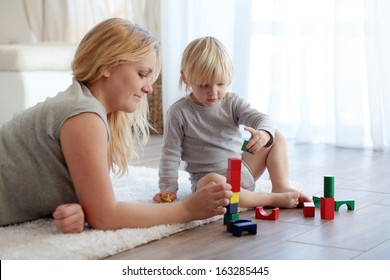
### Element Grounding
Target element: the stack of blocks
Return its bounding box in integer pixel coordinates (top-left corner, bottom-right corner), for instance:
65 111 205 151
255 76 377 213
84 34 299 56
224 158 241 224
321 176 335 219
224 158 257 237
313 176 355 220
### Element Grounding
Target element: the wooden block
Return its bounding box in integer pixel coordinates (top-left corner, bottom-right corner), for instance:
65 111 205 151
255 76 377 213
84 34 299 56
324 176 335 198
241 140 254 155
228 158 242 171
303 202 315 217
335 200 355 211
255 206 279 220
228 220 257 237
226 219 252 233
225 203 238 215
226 169 241 183
227 180 240 193
320 197 335 219
160 193 172 203
312 196 320 207
224 213 239 224
230 192 240 204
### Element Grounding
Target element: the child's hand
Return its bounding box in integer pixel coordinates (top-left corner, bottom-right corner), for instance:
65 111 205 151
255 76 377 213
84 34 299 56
243 127 271 153
53 203 85 233
153 190 177 203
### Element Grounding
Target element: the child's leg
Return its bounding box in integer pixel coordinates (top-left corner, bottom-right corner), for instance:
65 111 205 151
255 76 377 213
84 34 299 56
196 172 300 209
243 129 311 206
243 130 290 190
195 173 231 207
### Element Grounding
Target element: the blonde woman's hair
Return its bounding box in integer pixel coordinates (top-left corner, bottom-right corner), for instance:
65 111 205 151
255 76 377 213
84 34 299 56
179 36 234 93
72 18 161 176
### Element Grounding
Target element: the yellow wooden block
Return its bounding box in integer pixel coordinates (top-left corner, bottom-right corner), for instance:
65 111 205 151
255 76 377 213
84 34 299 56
160 193 172 203
230 192 240 204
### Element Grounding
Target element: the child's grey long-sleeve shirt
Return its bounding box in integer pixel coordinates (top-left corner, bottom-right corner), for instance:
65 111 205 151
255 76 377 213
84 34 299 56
158 92 275 193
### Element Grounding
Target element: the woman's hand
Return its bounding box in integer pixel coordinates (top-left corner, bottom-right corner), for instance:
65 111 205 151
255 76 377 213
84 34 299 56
53 203 85 233
182 182 232 221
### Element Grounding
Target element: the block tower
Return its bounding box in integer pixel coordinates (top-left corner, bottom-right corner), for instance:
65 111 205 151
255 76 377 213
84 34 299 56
224 158 241 224
313 176 355 216
224 158 258 237
320 176 335 219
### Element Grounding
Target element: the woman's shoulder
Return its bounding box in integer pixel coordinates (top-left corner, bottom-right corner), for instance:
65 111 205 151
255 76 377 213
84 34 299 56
42 79 108 137
50 80 106 119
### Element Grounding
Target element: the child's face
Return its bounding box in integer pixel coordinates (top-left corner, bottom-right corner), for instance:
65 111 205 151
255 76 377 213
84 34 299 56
190 81 228 107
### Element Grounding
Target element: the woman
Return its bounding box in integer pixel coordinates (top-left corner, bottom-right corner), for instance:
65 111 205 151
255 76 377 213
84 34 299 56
0 18 232 233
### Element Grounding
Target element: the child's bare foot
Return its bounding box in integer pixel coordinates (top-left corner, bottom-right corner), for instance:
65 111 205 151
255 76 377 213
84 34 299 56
266 192 300 208
271 184 311 207
298 192 312 207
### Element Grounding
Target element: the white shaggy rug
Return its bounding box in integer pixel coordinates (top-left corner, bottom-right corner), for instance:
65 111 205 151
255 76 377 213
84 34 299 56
0 166 296 260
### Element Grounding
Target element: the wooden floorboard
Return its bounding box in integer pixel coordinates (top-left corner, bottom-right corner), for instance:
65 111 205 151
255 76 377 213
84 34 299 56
106 136 390 260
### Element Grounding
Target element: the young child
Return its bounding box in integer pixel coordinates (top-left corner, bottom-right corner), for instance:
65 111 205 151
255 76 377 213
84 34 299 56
154 36 311 208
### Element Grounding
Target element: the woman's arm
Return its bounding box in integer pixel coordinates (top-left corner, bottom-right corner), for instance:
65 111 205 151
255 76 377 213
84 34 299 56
60 113 231 230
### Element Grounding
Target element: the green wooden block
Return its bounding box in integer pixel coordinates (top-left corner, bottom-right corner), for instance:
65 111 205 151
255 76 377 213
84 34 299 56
224 213 239 224
241 140 254 155
312 196 320 207
324 176 334 198
335 200 355 211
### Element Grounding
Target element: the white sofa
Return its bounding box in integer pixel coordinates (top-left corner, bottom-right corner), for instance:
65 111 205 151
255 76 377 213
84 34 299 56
0 0 76 125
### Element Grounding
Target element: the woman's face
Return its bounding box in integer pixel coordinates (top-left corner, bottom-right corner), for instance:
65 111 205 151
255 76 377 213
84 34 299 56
101 51 157 113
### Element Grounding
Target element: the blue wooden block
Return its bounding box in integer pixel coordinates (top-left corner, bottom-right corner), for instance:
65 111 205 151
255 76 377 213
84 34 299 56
228 219 257 237
226 219 252 233
225 203 239 215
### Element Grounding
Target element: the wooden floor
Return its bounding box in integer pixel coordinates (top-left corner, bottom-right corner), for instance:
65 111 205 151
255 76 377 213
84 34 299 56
106 135 390 260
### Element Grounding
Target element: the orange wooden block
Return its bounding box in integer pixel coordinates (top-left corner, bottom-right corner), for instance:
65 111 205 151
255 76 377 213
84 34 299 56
255 206 279 220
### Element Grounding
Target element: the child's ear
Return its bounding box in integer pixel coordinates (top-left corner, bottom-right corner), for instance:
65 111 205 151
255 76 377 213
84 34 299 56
180 71 187 84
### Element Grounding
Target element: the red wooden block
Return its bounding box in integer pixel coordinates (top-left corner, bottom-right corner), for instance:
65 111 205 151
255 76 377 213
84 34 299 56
303 202 315 217
320 197 335 219
226 169 241 182
227 180 240 192
255 206 279 220
228 158 242 171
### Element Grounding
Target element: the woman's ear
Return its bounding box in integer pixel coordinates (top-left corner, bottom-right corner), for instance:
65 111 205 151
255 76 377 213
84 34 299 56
103 70 111 78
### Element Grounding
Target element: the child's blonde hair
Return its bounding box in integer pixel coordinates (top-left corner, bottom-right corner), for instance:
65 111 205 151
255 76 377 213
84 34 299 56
179 36 234 93
72 18 161 176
